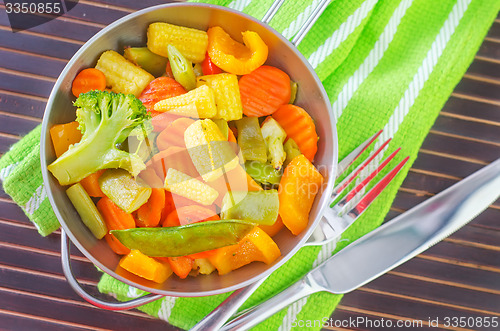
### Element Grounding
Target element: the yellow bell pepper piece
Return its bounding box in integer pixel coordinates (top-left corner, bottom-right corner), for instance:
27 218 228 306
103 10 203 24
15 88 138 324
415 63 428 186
207 26 268 75
119 249 173 283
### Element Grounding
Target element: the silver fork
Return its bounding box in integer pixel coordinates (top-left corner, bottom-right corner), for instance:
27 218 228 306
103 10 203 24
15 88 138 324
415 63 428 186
190 130 409 331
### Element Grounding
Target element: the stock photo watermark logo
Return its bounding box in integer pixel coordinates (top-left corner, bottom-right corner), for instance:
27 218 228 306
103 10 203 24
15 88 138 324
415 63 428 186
4 0 79 32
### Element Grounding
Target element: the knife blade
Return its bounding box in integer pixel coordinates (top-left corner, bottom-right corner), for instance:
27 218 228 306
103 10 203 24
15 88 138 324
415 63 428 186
222 157 500 331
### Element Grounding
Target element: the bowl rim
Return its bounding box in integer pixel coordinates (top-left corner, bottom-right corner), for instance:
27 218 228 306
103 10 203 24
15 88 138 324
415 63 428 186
40 2 338 297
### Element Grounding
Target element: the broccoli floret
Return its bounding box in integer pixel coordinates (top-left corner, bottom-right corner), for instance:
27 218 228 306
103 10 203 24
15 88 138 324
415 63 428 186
47 90 151 185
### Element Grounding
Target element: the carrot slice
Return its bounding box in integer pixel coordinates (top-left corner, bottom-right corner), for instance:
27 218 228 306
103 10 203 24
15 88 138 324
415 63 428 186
161 256 193 279
162 209 181 227
97 197 136 255
176 205 219 226
79 169 105 197
139 77 186 112
146 146 199 180
272 104 318 161
105 234 130 255
135 188 165 227
239 65 291 117
161 205 218 227
156 117 196 150
187 250 217 260
151 111 183 132
71 68 106 97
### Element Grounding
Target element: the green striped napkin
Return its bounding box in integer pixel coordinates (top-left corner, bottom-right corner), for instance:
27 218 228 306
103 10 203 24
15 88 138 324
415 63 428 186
0 0 498 330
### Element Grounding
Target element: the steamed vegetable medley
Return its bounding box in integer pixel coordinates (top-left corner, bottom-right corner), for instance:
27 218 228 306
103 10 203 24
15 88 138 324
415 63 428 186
48 22 324 283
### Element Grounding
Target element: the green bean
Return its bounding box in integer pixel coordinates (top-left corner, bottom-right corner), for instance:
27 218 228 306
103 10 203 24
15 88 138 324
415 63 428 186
167 44 196 90
111 220 255 257
66 183 107 239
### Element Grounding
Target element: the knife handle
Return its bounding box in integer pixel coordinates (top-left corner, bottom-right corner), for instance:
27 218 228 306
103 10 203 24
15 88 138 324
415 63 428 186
221 275 319 331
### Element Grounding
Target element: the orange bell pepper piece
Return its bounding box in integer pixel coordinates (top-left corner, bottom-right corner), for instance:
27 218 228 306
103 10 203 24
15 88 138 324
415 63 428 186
49 121 82 158
119 250 173 283
209 227 280 275
259 215 284 237
207 26 268 75
278 154 323 235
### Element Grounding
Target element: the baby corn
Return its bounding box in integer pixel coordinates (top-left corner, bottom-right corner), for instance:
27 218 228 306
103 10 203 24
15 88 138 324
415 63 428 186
95 50 154 97
184 119 239 182
164 168 218 206
153 85 217 118
197 73 243 121
147 22 208 63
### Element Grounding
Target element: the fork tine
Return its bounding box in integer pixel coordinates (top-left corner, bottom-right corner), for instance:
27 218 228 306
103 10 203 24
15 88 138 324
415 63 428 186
342 148 402 205
346 156 410 218
336 130 382 178
333 137 391 199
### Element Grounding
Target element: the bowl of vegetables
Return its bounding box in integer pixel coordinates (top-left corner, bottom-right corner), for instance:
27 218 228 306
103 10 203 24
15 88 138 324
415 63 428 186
41 3 338 299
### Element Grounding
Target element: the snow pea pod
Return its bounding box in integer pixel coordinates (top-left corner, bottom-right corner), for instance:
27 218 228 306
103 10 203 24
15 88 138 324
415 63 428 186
111 220 255 257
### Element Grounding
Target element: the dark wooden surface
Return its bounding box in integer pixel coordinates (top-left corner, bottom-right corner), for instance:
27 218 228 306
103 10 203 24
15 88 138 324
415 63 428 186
0 1 498 330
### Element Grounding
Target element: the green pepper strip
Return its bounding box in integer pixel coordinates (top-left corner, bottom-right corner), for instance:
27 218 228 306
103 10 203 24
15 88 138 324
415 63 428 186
167 44 196 91
245 161 282 185
284 138 302 167
111 220 255 257
235 117 267 163
221 190 279 226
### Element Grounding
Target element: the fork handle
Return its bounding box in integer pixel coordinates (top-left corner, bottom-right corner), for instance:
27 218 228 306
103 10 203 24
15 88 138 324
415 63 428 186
220 276 319 331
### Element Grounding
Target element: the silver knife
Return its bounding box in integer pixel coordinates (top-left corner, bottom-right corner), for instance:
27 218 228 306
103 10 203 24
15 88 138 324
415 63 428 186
221 157 500 330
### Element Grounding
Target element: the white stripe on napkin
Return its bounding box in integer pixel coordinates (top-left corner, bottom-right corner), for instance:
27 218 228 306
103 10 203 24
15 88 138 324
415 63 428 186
375 0 472 152
24 184 47 216
158 296 177 322
331 0 414 121
228 0 252 12
308 0 378 69
0 162 20 182
281 0 322 39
